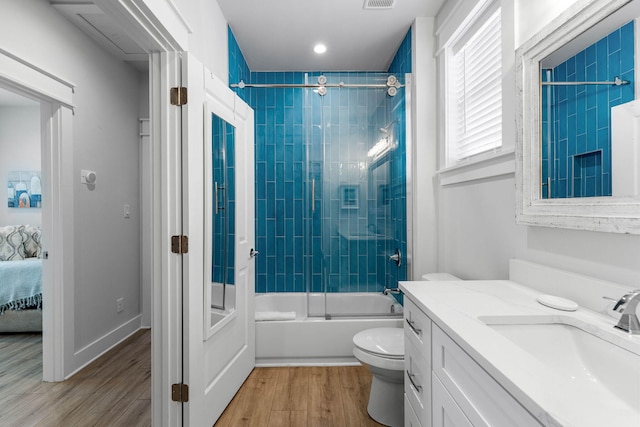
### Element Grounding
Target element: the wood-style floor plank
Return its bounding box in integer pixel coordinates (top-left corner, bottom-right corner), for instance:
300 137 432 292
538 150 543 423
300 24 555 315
0 330 151 427
215 366 385 427
1 330 383 427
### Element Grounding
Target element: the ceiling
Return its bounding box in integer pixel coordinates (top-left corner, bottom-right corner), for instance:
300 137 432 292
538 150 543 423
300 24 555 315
50 0 148 72
47 0 446 73
217 0 446 71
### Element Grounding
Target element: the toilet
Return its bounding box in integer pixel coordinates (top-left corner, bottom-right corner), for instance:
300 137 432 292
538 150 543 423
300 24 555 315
353 327 404 427
353 273 462 426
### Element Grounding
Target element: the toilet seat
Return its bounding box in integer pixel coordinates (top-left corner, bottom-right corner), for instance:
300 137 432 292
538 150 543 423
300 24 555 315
353 327 404 358
353 327 404 371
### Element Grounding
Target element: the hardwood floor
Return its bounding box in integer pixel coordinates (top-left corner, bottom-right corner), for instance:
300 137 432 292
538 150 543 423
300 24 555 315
215 366 385 427
0 330 381 427
0 329 151 427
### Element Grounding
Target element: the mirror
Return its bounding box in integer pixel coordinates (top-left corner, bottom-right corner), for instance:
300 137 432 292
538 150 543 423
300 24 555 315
516 0 640 233
541 18 635 198
206 112 236 331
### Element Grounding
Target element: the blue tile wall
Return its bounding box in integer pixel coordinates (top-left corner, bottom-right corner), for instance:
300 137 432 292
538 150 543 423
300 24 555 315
228 27 411 298
542 21 634 198
305 71 398 296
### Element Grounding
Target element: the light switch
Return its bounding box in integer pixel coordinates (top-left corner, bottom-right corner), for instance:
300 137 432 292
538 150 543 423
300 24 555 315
124 204 131 218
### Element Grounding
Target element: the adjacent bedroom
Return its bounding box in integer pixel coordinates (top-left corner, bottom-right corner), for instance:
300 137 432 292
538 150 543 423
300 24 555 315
0 88 43 337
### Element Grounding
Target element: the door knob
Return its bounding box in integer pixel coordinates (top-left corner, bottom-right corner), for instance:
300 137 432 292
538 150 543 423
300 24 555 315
250 248 260 258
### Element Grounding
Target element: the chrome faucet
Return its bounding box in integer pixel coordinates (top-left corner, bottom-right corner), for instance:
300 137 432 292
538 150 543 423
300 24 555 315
383 288 401 296
612 289 640 334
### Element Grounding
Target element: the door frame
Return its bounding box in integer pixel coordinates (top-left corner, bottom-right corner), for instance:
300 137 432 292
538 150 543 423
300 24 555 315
1 1 190 424
0 49 76 382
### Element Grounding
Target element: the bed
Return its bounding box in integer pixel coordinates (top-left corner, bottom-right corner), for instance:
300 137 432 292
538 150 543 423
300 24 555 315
0 225 42 333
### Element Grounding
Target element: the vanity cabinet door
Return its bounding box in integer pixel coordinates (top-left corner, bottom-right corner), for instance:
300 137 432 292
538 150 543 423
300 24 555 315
404 298 431 364
405 394 424 427
404 297 432 427
432 325 543 427
405 336 430 426
432 375 473 427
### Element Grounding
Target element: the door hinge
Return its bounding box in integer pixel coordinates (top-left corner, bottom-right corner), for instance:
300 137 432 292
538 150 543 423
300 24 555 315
170 86 187 106
171 235 189 254
171 383 189 403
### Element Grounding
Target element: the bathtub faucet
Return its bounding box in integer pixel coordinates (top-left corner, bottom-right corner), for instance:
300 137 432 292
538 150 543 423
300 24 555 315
613 289 640 334
383 288 401 296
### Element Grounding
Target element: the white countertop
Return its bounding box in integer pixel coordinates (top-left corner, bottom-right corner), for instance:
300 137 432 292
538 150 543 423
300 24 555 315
400 279 640 427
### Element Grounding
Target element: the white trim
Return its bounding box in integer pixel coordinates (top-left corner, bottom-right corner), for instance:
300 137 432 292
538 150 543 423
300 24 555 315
149 51 183 427
140 118 152 328
435 0 463 39
165 0 193 35
0 48 75 110
404 73 413 280
67 316 143 379
437 149 515 186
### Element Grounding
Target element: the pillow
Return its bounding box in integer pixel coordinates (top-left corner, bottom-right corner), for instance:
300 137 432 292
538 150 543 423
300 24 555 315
0 225 26 261
21 225 42 258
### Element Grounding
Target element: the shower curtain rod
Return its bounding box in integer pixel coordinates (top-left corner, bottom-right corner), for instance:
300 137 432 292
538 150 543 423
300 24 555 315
540 76 629 86
229 80 404 89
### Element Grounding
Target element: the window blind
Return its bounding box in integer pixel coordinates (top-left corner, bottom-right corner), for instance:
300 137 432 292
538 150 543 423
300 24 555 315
451 7 502 163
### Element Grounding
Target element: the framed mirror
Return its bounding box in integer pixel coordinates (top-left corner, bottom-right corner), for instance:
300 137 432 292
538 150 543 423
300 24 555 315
516 0 640 234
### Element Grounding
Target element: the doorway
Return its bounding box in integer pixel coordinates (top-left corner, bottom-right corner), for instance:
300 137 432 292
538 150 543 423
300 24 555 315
0 87 44 386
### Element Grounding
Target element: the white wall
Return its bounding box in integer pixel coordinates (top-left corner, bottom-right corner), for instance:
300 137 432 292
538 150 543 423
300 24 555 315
1 0 144 374
175 0 229 83
0 106 42 227
427 0 640 287
411 18 439 279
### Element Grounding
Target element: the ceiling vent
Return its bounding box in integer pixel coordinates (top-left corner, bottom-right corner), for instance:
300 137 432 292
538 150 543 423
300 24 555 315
363 0 397 9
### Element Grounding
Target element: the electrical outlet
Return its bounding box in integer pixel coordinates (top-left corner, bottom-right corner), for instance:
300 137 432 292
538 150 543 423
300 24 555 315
117 297 124 313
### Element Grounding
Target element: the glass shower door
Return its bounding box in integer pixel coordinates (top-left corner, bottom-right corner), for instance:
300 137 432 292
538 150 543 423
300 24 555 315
306 73 407 318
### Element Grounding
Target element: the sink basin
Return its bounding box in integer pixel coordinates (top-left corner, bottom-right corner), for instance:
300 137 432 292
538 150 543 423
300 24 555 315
479 315 640 410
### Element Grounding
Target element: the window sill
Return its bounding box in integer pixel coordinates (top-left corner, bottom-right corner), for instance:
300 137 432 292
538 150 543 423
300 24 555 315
437 148 515 186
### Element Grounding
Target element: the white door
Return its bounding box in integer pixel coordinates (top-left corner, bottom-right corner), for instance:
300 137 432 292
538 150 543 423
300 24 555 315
182 53 256 426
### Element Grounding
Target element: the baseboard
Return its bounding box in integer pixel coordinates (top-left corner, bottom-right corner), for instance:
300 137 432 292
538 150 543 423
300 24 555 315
66 314 142 379
255 357 361 367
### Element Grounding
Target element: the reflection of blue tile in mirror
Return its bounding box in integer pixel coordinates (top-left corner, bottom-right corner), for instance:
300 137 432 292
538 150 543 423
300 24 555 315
541 21 635 198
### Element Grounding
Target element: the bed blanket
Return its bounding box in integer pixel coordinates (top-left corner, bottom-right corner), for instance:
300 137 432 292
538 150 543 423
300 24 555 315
0 259 42 314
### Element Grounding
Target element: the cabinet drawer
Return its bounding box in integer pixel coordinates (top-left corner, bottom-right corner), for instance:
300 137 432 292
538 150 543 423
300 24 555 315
432 325 542 427
405 336 430 427
405 394 423 427
432 374 473 427
404 297 431 365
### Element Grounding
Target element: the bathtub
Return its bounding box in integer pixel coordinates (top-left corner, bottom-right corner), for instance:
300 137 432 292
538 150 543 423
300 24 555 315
255 292 403 366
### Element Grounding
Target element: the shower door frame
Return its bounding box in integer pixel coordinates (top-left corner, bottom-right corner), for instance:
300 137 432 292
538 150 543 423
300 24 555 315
303 73 413 320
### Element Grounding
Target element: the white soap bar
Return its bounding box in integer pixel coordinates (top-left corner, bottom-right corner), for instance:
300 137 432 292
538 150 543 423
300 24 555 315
536 294 579 311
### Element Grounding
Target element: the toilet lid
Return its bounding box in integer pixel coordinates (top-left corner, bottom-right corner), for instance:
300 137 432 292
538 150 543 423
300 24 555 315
353 328 404 359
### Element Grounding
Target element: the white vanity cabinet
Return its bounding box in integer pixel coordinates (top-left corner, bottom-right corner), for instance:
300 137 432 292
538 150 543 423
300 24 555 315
404 295 542 427
404 298 432 427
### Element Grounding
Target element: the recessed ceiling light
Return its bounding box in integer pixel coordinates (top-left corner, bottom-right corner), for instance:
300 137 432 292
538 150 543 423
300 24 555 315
314 44 327 54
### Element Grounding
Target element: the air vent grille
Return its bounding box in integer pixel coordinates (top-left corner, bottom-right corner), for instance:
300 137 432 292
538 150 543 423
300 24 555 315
363 0 397 9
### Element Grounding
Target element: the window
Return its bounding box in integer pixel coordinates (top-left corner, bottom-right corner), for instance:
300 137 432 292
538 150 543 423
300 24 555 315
447 4 502 166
